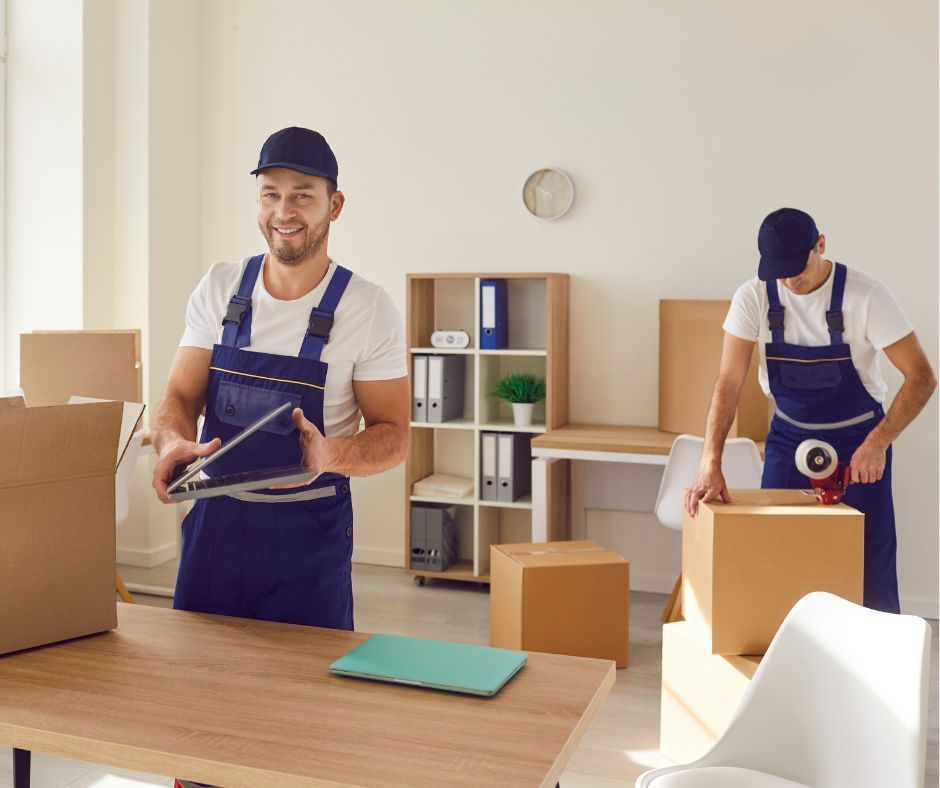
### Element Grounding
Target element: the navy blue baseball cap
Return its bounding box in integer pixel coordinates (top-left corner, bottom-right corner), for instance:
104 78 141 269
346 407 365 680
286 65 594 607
757 208 819 280
250 126 338 185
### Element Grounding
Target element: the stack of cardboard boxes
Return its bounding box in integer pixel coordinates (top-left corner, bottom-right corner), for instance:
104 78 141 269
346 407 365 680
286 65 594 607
660 489 865 762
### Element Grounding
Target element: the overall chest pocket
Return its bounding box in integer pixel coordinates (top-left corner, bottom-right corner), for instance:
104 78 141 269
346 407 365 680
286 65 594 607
214 380 299 435
778 361 843 391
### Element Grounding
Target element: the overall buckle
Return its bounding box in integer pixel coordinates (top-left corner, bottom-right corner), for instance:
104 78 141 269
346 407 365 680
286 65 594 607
826 311 845 333
223 295 252 325
308 308 334 343
768 310 785 331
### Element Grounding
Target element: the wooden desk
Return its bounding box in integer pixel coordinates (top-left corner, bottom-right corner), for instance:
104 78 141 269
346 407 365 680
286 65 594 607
530 424 764 540
0 604 615 788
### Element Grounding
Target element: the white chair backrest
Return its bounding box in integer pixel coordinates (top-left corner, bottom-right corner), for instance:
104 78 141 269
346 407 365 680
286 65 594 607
115 429 145 528
704 592 932 788
653 435 763 530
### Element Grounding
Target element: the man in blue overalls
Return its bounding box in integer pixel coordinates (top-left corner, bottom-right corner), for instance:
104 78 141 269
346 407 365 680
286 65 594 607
152 128 409 787
152 126 409 629
685 207 935 613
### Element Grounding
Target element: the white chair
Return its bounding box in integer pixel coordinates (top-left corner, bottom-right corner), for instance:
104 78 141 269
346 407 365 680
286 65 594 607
115 429 145 603
637 592 932 788
654 435 763 620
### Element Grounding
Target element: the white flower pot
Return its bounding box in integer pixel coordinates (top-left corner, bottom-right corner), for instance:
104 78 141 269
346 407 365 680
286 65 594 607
511 402 534 427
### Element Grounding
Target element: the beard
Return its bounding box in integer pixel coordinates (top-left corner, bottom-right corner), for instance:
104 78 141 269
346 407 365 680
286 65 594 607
263 211 330 267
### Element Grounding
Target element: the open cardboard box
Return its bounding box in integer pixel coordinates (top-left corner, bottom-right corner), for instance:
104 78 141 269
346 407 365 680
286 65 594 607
0 395 144 655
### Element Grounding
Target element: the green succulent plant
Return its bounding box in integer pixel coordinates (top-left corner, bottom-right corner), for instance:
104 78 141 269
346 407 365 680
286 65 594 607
490 372 546 404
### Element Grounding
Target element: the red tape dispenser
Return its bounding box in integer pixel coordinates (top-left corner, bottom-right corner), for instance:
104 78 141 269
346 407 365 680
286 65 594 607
795 438 850 505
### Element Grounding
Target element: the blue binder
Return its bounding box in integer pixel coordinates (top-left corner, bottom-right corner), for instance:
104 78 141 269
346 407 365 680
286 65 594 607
480 279 508 349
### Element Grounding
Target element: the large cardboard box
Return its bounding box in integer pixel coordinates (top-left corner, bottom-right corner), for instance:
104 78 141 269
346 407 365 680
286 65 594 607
682 489 864 655
659 300 767 440
0 396 141 655
660 620 761 763
490 541 629 667
20 330 142 407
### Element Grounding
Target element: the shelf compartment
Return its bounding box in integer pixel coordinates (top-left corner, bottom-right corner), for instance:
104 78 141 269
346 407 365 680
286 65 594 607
407 277 476 349
478 353 547 427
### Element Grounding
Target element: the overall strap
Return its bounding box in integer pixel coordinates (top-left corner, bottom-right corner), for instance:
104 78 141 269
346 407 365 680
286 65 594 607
299 265 354 361
765 279 785 343
221 254 264 348
826 262 847 345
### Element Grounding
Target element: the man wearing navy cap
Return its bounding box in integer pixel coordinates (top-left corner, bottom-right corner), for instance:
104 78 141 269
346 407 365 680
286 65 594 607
151 127 409 637
685 207 935 613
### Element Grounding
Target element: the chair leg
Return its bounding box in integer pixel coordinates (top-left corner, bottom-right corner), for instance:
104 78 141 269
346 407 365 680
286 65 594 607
116 571 135 604
13 748 30 788
660 573 682 623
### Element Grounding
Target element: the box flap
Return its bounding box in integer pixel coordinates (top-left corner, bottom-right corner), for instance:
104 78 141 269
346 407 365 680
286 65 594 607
704 488 859 516
68 396 145 470
0 401 123 487
0 395 25 412
494 540 627 568
20 330 142 406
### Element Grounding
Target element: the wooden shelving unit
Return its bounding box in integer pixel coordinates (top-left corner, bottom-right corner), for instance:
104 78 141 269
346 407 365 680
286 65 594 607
404 273 570 586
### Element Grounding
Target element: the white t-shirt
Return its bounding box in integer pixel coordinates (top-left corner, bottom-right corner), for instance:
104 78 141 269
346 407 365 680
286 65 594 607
180 258 407 437
722 263 913 403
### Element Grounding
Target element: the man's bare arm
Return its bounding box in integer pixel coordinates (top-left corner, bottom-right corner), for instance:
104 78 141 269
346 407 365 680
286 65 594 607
684 333 756 515
850 331 937 483
151 347 220 502
292 376 410 477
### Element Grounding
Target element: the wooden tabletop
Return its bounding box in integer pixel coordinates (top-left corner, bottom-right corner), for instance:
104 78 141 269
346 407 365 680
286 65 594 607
532 423 765 457
0 604 615 787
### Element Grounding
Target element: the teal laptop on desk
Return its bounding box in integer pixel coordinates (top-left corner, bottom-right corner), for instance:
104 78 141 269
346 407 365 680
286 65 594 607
330 634 527 697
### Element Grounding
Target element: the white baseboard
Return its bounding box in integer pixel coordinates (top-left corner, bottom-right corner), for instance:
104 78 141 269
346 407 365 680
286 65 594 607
116 542 177 568
352 546 404 568
900 595 939 620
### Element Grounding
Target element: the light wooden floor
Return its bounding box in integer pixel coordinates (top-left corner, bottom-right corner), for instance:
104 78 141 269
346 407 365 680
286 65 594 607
2 562 937 787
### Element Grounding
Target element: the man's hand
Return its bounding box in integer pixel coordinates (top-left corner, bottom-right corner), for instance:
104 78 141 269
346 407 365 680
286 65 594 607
849 435 887 484
684 465 733 517
293 407 335 474
152 437 221 503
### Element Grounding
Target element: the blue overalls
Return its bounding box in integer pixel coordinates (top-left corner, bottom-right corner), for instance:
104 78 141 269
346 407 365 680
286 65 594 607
173 255 356 630
759 262 899 613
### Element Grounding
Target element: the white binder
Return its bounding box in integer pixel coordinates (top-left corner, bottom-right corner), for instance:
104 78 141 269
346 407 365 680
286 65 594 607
481 432 498 501
412 355 428 422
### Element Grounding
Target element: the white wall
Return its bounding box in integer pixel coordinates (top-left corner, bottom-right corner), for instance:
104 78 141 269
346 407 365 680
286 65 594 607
195 0 938 614
5 0 84 382
5 1 937 612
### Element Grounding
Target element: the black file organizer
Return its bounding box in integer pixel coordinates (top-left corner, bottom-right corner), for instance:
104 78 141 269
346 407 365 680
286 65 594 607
409 503 459 572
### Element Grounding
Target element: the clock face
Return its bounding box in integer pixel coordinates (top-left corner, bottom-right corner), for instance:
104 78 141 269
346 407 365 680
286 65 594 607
523 168 575 220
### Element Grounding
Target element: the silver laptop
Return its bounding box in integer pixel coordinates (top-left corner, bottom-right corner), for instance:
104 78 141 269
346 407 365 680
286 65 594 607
167 402 319 501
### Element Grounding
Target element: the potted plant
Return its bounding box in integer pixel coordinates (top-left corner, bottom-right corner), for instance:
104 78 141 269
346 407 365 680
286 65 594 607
491 372 546 427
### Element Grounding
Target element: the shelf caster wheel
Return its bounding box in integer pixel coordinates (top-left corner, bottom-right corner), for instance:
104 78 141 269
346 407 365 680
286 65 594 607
415 576 426 587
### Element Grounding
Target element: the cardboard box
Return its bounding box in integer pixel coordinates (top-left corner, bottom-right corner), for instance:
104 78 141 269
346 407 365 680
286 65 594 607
490 541 629 667
660 620 761 763
0 396 142 655
682 489 864 655
20 330 142 407
659 300 767 440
